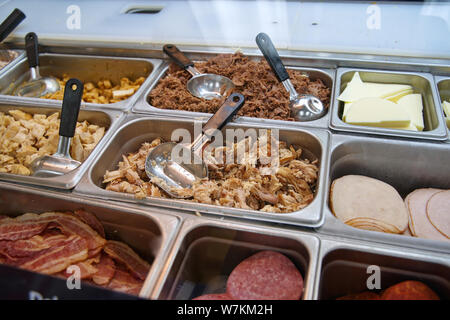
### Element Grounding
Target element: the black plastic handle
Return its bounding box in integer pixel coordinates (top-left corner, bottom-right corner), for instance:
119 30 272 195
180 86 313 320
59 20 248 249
163 44 194 70
25 32 39 68
59 79 83 138
202 93 245 137
0 9 26 43
255 32 289 83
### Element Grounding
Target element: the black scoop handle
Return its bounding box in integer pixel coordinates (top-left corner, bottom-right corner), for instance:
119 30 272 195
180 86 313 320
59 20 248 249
0 8 26 42
255 32 289 83
202 93 245 137
163 44 194 70
60 79 83 138
25 32 39 68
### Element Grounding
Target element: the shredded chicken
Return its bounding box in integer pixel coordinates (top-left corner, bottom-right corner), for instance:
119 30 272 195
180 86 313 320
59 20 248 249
103 135 319 213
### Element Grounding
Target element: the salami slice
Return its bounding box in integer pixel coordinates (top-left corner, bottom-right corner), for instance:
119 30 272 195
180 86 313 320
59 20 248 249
426 190 450 238
193 293 233 300
226 251 303 300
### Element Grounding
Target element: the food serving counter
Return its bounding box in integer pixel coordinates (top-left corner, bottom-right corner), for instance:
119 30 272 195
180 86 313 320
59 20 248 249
0 0 448 301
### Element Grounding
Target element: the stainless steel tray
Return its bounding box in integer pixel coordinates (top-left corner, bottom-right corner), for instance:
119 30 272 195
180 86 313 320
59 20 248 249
0 53 163 111
131 51 335 130
0 101 124 189
330 67 448 141
73 113 330 227
0 50 24 75
313 235 450 300
436 76 450 141
151 216 320 300
0 181 181 299
318 133 450 254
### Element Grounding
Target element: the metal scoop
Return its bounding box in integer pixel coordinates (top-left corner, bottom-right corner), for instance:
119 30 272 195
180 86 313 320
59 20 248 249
14 32 60 97
31 79 83 177
163 44 235 100
256 32 326 121
145 92 245 198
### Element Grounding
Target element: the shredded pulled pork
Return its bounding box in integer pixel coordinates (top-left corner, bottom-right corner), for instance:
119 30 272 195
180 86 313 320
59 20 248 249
149 52 330 121
103 136 319 213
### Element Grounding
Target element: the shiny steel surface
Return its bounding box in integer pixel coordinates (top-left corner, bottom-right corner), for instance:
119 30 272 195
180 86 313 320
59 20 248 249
0 181 181 299
330 67 448 141
0 102 123 189
319 133 450 254
14 65 60 98
74 114 329 227
0 53 161 110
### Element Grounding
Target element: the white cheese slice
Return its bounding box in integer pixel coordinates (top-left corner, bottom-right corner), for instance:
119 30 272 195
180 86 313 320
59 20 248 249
390 123 419 131
397 94 424 131
345 97 411 128
338 72 413 103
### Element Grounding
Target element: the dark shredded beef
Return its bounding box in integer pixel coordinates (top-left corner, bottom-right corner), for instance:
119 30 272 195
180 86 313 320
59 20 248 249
148 52 330 121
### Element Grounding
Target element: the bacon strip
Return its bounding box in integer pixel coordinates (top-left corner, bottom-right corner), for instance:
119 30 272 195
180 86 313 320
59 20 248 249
92 253 116 285
104 241 150 281
61 254 101 279
19 235 88 274
107 269 143 296
70 210 105 238
0 233 66 260
0 213 50 241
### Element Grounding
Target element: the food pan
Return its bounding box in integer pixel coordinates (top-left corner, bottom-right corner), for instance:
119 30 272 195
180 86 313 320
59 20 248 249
0 181 181 298
151 216 319 300
435 76 450 140
0 101 123 189
74 114 330 227
330 68 448 141
314 237 450 300
132 51 335 130
0 53 163 111
0 50 23 74
318 133 450 253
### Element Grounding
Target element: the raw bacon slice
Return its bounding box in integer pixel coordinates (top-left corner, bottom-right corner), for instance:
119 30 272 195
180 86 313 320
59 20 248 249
226 251 303 300
107 269 143 296
19 235 88 274
104 241 150 281
92 253 116 285
70 210 105 238
0 213 50 241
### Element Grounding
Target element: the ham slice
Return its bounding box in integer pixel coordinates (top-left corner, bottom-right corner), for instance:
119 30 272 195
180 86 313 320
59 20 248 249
405 188 448 241
426 190 450 238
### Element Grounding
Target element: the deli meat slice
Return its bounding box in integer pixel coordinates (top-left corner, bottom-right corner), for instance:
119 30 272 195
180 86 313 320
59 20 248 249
405 188 447 241
426 190 450 238
104 241 150 281
226 251 303 300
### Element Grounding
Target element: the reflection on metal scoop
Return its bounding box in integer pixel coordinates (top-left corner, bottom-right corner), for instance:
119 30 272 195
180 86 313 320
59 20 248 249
31 79 83 177
14 32 60 98
145 93 245 198
256 32 327 121
163 44 235 100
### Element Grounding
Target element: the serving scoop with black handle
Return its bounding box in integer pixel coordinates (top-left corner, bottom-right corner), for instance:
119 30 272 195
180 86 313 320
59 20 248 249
31 79 83 177
256 32 326 121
